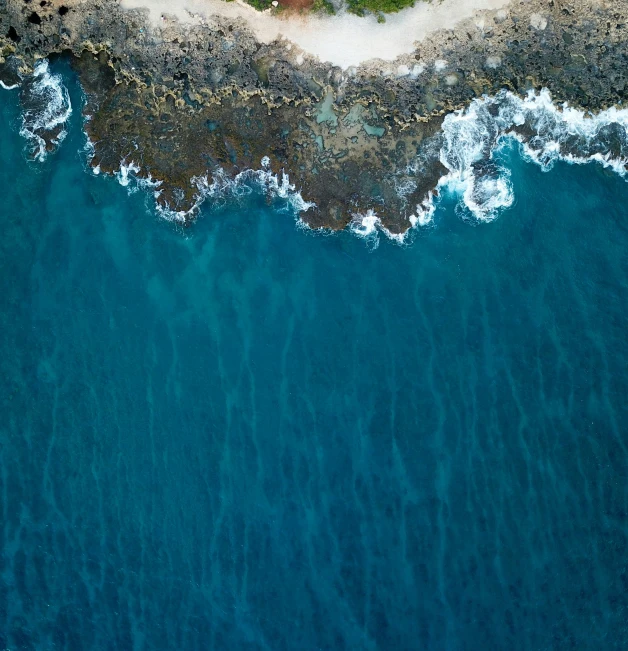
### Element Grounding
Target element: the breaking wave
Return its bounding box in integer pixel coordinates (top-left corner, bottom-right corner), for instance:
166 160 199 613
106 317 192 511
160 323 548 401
413 89 628 226
106 154 314 222
19 60 72 162
349 210 408 250
73 86 628 247
0 80 19 91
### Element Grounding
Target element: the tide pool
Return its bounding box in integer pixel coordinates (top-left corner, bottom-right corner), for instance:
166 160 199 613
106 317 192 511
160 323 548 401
1 65 628 650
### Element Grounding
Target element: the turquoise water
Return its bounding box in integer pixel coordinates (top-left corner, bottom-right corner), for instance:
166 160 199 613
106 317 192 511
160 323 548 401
2 64 628 650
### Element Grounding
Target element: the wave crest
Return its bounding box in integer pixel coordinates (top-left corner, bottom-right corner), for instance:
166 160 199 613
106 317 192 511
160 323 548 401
350 210 408 250
414 89 628 226
19 60 72 162
79 87 628 244
107 154 314 223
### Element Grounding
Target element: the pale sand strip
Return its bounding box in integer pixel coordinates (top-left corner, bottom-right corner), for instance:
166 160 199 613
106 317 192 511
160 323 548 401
119 0 513 69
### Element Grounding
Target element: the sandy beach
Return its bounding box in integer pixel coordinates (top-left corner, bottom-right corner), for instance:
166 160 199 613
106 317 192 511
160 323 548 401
120 0 513 68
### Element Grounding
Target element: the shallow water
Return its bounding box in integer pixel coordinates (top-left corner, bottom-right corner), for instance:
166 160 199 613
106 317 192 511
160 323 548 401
1 65 628 650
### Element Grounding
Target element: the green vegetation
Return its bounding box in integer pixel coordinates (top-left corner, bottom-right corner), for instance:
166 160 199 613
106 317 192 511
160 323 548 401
240 0 274 10
238 0 334 13
346 0 415 14
237 0 415 15
312 0 336 14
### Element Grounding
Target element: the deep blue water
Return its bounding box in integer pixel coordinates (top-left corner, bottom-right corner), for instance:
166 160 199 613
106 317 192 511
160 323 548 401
2 65 628 651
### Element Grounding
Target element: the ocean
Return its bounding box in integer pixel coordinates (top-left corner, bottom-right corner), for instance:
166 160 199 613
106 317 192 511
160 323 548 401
1 60 628 650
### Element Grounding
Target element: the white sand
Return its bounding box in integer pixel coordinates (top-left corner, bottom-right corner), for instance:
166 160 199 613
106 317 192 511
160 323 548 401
119 0 513 69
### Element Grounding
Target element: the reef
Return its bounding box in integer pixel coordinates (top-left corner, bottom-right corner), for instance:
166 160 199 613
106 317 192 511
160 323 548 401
1 0 627 232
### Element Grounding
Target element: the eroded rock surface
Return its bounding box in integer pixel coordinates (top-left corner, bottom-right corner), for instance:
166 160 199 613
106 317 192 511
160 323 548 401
1 0 627 231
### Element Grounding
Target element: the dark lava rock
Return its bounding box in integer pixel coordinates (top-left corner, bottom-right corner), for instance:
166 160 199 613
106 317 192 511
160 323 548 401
1 0 627 232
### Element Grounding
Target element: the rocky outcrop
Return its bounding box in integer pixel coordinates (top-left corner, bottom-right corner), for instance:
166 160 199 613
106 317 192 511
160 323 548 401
1 0 627 231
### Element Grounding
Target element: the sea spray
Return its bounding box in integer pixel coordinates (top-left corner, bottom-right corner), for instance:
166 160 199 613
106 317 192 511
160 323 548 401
413 88 628 226
349 210 409 250
15 73 627 242
106 154 315 224
18 60 72 162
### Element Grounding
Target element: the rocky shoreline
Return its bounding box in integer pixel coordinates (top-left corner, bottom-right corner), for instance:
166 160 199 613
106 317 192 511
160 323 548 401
1 0 627 232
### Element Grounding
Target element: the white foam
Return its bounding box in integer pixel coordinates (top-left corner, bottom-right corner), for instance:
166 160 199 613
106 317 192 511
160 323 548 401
19 60 72 162
461 171 513 222
430 88 628 222
81 131 106 177
116 160 142 187
82 131 96 162
84 88 628 244
0 80 19 90
256 156 315 213
410 190 438 227
351 209 379 238
349 209 408 249
106 154 314 223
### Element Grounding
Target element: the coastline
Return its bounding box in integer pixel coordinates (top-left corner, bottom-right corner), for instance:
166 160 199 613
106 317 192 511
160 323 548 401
118 0 513 69
1 0 628 233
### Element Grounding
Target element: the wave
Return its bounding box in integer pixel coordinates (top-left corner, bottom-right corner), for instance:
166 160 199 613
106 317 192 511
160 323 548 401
350 210 408 250
168 156 314 222
18 60 72 162
77 87 628 246
105 154 314 223
0 56 22 90
413 89 628 226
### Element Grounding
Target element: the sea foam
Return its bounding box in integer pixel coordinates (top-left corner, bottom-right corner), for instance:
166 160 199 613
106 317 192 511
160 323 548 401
19 60 72 162
413 89 628 226
6 62 628 247
349 210 409 250
108 154 314 223
78 87 628 244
